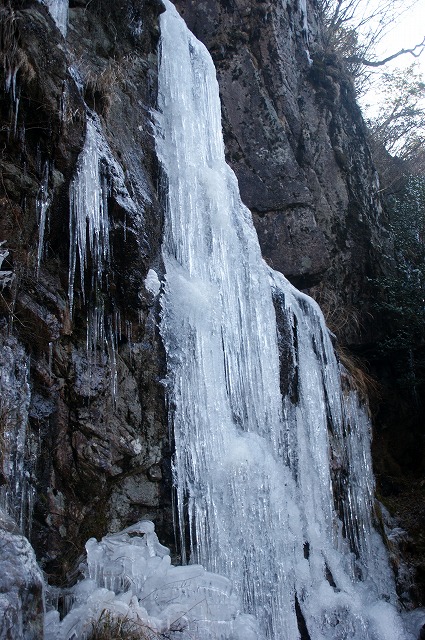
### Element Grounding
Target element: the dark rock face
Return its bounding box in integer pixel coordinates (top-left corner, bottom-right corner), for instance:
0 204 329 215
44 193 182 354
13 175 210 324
174 0 389 344
0 0 171 587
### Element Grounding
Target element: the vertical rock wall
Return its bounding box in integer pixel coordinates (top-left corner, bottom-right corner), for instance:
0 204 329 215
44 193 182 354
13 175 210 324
0 0 171 585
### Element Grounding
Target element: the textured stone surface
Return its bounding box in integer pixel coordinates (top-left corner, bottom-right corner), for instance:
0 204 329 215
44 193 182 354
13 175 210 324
0 0 171 585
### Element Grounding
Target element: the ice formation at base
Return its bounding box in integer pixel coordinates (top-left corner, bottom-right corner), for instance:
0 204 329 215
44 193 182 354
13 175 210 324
44 521 257 640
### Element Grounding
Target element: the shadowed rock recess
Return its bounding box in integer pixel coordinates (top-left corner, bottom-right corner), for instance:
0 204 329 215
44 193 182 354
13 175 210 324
0 0 421 636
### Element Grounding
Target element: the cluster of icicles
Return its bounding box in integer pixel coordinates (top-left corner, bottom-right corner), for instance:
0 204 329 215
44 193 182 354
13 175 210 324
35 0 423 639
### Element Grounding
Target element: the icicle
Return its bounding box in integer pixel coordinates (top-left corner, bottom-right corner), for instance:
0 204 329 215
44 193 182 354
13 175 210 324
41 0 68 37
36 161 50 276
12 92 20 137
68 110 137 316
124 320 133 360
106 315 118 404
114 309 121 344
68 109 139 403
4 67 21 139
68 115 110 315
48 341 53 381
59 80 68 125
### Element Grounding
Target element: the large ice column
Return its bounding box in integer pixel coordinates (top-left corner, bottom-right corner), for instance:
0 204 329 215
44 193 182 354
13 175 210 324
157 3 301 637
156 1 408 639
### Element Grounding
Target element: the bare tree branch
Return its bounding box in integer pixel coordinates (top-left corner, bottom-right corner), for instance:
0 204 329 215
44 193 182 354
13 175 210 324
317 0 423 93
346 37 425 67
367 65 425 178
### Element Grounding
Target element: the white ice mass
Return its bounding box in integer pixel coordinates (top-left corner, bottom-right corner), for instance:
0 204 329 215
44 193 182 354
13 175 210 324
44 521 257 640
42 0 68 37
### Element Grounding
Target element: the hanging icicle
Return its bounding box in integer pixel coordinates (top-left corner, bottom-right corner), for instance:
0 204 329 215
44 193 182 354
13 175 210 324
41 0 68 37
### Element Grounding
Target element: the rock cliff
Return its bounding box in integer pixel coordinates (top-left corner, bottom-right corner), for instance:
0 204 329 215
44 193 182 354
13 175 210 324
0 0 172 587
0 0 420 632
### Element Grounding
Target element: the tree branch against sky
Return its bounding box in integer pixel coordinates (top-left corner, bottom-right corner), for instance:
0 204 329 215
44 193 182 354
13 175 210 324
347 36 425 68
358 3 425 160
318 0 425 92
365 65 425 188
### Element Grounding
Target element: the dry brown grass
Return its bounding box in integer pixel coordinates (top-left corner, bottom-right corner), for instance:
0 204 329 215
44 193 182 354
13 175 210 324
87 610 165 640
309 287 379 404
0 5 35 89
82 60 125 117
338 346 381 406
312 287 363 341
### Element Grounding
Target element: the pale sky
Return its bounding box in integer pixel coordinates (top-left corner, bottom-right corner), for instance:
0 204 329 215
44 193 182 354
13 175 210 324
359 1 425 116
377 2 425 74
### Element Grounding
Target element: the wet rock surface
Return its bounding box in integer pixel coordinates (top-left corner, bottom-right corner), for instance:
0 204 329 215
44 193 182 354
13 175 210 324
0 0 171 587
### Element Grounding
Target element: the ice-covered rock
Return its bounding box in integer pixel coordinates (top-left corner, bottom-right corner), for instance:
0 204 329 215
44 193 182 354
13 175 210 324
0 335 34 536
0 510 44 640
0 242 14 290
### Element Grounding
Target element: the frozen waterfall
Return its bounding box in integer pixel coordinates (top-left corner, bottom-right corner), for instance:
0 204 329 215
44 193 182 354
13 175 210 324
156 2 408 639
